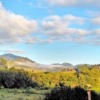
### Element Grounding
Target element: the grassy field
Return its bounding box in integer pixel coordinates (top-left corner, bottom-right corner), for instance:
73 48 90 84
0 87 100 100
0 88 49 100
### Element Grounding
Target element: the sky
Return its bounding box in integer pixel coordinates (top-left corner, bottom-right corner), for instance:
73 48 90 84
0 0 100 65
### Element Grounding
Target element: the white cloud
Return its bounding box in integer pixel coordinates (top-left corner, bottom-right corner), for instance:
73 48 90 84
47 0 100 8
92 29 100 35
40 15 100 45
91 17 100 25
0 2 38 44
1 2 100 46
47 0 77 6
0 49 25 54
63 15 85 25
42 15 87 36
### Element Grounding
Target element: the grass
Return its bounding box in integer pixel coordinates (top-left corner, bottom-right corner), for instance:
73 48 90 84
0 87 99 100
0 88 50 100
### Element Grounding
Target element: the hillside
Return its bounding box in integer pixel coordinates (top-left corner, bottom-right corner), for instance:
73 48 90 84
0 53 74 72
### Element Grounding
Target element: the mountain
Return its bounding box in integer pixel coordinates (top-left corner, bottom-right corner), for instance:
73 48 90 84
74 64 91 68
0 53 74 72
0 53 21 60
0 53 37 70
52 63 73 68
0 53 35 62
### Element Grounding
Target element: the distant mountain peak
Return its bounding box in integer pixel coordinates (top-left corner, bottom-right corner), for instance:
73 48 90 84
52 62 73 68
0 53 35 63
0 53 21 60
0 53 74 72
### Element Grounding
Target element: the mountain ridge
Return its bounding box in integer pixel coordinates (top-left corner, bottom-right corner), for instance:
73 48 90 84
0 53 74 72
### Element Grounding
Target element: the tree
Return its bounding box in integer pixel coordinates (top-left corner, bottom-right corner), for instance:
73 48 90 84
0 58 8 68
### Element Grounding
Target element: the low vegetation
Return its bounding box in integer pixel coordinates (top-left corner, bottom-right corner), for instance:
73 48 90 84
0 69 37 88
45 86 100 100
0 88 47 100
0 58 100 100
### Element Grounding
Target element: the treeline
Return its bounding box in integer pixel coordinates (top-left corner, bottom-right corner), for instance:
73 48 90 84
0 65 100 89
0 69 37 88
31 65 100 89
0 58 100 89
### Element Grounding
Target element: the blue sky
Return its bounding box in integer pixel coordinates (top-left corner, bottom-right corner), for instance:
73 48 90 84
0 0 100 65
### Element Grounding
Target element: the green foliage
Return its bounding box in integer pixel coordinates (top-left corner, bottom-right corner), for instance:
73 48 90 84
0 58 7 68
31 71 78 88
0 69 37 88
0 63 100 91
45 86 100 100
0 88 46 100
0 62 100 100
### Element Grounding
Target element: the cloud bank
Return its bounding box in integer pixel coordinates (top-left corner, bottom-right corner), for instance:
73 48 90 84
47 0 100 8
0 49 25 54
0 2 100 45
0 2 38 44
40 15 100 45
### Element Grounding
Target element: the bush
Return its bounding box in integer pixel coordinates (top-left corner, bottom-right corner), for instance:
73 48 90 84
0 70 37 88
91 91 100 100
45 86 100 100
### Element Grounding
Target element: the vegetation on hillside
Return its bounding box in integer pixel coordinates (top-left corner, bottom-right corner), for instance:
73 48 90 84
0 58 100 100
0 58 100 90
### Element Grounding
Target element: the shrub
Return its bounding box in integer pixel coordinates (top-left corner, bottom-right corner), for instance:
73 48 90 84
45 86 100 100
91 91 100 100
0 70 37 88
